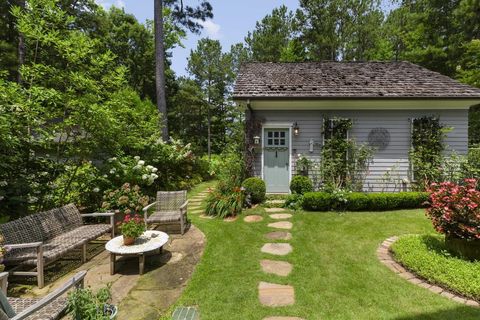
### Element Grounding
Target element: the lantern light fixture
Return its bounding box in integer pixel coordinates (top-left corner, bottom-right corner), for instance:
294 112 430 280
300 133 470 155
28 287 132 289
253 135 261 145
293 122 300 136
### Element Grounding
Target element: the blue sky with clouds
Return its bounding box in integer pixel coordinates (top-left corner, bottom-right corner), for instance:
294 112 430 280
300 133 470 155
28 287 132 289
96 0 396 77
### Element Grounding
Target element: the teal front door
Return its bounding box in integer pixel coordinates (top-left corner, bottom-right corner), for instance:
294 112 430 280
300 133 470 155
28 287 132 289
264 129 290 193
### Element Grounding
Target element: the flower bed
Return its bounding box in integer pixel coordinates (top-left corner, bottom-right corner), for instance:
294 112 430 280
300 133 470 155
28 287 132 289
391 234 480 300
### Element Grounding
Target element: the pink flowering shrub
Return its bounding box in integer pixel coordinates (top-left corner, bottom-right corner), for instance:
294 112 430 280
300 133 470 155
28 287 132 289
427 179 480 240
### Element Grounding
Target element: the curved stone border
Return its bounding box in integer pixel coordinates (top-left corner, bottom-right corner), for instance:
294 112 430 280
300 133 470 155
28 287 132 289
378 236 480 307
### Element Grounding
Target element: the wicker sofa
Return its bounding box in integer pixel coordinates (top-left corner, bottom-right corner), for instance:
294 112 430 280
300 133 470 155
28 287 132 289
0 204 114 288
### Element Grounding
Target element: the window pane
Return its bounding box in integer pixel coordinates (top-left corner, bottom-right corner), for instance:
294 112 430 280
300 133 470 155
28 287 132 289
280 139 285 145
268 132 273 138
274 139 279 145
280 132 285 138
274 132 279 137
268 139 273 145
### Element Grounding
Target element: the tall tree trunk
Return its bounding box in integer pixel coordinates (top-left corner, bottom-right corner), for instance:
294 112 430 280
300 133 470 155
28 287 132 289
17 0 25 84
154 0 169 141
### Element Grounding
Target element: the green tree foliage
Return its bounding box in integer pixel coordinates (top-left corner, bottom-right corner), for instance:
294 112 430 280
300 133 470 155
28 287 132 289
187 38 236 156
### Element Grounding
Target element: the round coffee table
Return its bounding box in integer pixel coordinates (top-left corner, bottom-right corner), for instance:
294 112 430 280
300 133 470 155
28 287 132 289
105 230 169 275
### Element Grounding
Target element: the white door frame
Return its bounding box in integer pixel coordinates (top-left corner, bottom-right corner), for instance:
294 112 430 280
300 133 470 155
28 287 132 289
261 122 293 193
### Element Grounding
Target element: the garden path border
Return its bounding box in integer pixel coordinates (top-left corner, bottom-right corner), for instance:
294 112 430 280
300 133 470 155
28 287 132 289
377 236 480 308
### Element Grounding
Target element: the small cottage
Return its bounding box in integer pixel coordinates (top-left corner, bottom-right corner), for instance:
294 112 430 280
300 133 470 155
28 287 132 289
233 61 480 193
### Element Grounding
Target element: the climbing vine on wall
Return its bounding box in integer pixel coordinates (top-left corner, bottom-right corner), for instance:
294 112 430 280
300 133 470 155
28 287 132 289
409 116 446 190
320 117 374 191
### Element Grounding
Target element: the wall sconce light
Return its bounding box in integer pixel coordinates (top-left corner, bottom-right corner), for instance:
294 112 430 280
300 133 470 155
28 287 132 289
293 122 300 136
253 135 261 145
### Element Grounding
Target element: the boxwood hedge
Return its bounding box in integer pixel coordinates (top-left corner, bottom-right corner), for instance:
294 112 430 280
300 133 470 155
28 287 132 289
302 191 429 211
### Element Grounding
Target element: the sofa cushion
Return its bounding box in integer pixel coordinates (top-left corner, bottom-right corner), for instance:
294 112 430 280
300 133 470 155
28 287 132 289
8 297 67 320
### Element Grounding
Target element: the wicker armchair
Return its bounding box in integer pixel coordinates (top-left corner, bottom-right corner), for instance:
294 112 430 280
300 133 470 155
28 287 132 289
0 270 86 320
143 191 188 235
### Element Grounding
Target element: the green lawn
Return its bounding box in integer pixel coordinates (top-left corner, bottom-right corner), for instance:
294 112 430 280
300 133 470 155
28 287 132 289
165 184 480 319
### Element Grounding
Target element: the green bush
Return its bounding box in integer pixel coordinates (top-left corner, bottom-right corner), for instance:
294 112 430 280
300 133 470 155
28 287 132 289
284 194 304 211
391 234 480 300
242 177 266 204
290 175 313 194
302 192 429 211
303 192 333 211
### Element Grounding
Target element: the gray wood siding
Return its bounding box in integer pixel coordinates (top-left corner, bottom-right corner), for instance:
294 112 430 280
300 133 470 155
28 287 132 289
251 109 469 192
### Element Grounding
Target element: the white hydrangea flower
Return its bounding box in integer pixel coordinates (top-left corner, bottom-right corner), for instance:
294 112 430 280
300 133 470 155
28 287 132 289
138 160 145 166
133 165 141 170
110 168 116 174
28 196 39 203
0 181 7 187
93 188 100 193
146 165 153 171
142 174 148 180
152 167 158 173
134 156 141 161
151 173 159 180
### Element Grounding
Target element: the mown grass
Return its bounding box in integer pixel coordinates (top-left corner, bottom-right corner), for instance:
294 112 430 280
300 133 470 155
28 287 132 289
391 234 480 300
162 187 480 319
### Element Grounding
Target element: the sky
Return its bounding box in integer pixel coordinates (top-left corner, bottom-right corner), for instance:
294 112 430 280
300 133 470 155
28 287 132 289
95 0 396 77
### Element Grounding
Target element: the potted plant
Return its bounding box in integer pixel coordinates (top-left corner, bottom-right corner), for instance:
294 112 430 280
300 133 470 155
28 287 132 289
427 178 480 260
118 214 145 246
67 285 118 320
101 183 149 234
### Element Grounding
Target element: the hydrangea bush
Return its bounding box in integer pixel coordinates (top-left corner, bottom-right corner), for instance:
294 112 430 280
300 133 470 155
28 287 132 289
427 179 480 240
101 183 149 215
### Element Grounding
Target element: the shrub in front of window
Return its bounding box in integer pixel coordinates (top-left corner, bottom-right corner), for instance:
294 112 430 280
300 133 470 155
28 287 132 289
242 177 266 204
290 175 314 194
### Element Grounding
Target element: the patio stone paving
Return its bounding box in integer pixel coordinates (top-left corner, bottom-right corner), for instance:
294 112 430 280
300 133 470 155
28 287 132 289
258 282 295 307
244 215 264 223
265 208 287 213
269 213 292 220
261 243 292 256
260 259 292 276
265 231 292 241
268 221 293 230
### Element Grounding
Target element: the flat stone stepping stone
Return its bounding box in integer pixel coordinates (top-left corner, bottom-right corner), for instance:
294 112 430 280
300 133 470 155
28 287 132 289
265 231 292 241
224 216 238 222
260 259 292 276
261 243 292 256
268 221 292 230
269 213 292 220
263 317 305 320
265 208 287 213
244 215 263 223
258 282 295 307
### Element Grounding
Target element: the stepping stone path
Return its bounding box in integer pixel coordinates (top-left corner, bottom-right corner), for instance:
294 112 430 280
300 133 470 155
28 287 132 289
265 231 292 241
268 221 292 230
257 207 301 318
244 215 263 223
269 213 292 220
258 282 295 307
260 259 292 276
265 207 288 213
261 243 292 256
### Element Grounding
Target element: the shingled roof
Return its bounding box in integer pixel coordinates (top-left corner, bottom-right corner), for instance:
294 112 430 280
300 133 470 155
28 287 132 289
233 61 480 99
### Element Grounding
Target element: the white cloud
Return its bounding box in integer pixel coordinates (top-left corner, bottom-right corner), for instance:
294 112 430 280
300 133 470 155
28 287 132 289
94 0 125 9
198 19 222 40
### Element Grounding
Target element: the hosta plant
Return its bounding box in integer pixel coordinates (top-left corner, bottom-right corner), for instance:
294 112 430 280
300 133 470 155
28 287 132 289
427 179 480 240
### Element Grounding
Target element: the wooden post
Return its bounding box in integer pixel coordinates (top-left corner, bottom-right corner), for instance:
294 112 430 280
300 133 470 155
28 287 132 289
36 245 44 289
82 243 87 263
110 253 115 275
139 254 145 275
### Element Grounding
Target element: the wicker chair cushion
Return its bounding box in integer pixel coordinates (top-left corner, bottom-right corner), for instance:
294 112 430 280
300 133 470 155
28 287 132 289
156 191 187 212
147 211 181 223
4 224 110 265
8 296 66 320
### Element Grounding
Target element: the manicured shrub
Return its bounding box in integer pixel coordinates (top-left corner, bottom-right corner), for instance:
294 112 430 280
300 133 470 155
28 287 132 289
284 194 304 211
427 179 480 240
391 234 480 300
345 193 370 211
242 177 266 204
302 191 429 211
302 192 333 211
290 175 313 194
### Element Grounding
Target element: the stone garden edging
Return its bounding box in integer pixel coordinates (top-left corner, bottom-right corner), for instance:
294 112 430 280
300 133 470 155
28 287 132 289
377 236 480 308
